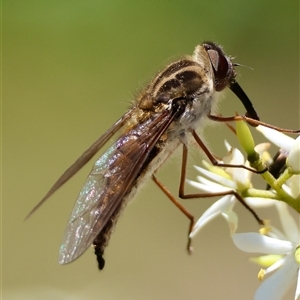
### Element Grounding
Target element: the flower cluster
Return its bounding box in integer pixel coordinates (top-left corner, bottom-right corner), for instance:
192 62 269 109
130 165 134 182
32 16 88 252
189 121 300 300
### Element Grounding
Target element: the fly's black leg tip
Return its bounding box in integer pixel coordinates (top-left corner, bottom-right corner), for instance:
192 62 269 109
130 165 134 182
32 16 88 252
187 239 193 255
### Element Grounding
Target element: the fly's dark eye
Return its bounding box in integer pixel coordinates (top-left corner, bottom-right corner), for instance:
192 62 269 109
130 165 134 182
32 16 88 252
204 42 235 92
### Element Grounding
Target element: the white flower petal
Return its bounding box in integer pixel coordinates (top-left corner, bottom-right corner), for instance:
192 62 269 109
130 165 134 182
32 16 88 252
221 210 238 234
267 226 287 241
194 165 237 189
224 140 232 151
195 176 229 189
244 197 277 208
287 175 300 199
254 142 271 155
223 147 245 165
295 268 300 300
264 256 285 274
257 125 294 150
190 211 219 238
190 195 234 238
187 179 231 194
222 148 251 187
232 233 293 254
282 182 294 198
275 202 299 243
254 255 297 300
196 175 237 191
287 136 300 173
230 167 249 188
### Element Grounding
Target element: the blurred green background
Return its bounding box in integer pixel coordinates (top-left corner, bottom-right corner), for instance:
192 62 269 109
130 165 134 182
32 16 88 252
3 1 299 299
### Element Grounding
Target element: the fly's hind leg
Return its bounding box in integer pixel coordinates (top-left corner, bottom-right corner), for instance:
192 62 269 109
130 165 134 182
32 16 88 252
152 174 195 253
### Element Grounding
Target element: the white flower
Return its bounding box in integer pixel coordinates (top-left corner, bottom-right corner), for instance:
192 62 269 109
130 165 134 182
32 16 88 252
257 126 300 174
189 194 238 238
287 136 300 173
232 202 300 300
256 125 295 150
188 141 272 238
286 175 300 199
257 126 300 198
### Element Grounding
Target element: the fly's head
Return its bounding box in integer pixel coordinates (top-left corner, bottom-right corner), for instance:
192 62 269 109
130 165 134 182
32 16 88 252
202 42 236 92
194 42 259 121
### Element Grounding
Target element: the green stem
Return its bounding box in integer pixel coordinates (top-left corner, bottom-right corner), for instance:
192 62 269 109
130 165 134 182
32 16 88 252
248 152 299 213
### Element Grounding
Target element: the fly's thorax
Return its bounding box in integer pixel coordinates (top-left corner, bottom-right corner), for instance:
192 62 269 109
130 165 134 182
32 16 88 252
138 53 213 105
127 43 237 145
135 53 216 126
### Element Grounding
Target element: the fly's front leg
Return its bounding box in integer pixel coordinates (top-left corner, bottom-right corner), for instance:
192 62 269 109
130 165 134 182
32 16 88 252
190 129 265 174
208 113 300 133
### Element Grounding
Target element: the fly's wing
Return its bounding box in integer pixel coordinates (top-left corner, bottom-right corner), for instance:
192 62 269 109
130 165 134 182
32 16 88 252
26 110 133 220
59 109 176 264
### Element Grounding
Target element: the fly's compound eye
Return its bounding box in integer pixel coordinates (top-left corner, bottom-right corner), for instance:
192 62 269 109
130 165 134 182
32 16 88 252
204 42 236 92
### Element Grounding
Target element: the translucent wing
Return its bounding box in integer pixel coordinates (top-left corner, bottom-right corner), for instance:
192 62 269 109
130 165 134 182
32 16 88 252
59 109 176 264
26 110 133 220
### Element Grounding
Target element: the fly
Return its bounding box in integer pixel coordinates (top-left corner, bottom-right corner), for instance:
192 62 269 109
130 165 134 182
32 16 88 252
28 42 263 270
